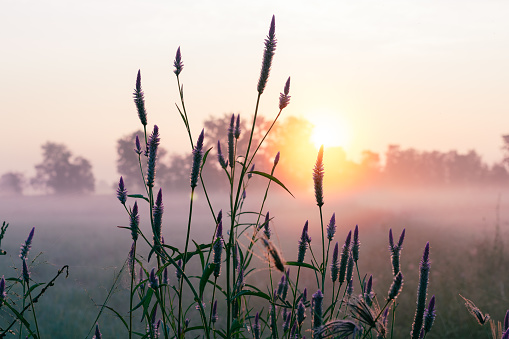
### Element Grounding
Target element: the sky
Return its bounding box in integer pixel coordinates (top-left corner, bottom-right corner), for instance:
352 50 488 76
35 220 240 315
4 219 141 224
2 0 509 187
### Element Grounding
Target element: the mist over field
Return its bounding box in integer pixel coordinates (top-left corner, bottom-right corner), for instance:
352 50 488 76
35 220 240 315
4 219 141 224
1 185 507 337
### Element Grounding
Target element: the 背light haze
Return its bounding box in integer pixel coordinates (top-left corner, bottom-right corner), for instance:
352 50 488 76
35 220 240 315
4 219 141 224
2 1 509 187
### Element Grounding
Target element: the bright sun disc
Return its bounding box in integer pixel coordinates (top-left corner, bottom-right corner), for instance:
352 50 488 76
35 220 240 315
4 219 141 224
309 112 350 150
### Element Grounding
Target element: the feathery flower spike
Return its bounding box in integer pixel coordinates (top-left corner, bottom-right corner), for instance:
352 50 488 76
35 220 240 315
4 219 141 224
248 164 255 179
146 125 160 187
263 211 271 239
338 230 352 284
313 145 324 207
176 259 182 280
274 152 280 167
257 15 276 94
312 290 324 330
279 76 291 110
19 227 35 260
190 129 204 188
93 324 102 339
364 275 373 307
0 276 6 301
117 177 127 205
130 201 139 241
217 141 227 169
460 294 490 325
149 268 159 289
213 221 223 278
173 46 184 76
253 312 261 339
297 220 311 263
411 242 431 339
326 213 336 241
133 70 147 126
297 299 306 325
134 135 142 155
211 300 218 323
152 189 164 252
423 295 436 334
163 266 168 285
228 114 235 168
234 114 241 139
330 242 339 282
261 237 285 272
346 252 354 285
388 271 404 300
352 225 360 262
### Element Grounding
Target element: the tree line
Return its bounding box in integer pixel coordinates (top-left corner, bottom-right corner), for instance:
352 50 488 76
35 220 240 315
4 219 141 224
2 114 509 195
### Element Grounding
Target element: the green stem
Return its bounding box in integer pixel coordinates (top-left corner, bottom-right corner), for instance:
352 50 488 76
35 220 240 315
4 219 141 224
319 206 325 292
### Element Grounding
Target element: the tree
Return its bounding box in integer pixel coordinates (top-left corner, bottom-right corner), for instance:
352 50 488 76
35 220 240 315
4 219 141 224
0 172 25 196
31 142 95 194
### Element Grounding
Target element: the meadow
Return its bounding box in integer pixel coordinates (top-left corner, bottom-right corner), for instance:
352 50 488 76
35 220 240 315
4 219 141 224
1 186 508 338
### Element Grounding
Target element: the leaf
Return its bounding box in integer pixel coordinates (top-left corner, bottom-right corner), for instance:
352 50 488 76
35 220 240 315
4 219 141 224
127 194 149 202
193 240 205 270
286 261 319 272
249 170 294 197
199 263 216 298
201 148 213 169
28 282 45 294
132 288 153 312
100 304 129 330
232 289 271 301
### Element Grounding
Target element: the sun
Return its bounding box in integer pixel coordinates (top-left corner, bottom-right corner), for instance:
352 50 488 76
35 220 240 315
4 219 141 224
308 110 351 150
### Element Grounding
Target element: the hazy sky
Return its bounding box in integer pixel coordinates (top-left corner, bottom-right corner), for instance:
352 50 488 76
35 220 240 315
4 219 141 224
2 0 509 185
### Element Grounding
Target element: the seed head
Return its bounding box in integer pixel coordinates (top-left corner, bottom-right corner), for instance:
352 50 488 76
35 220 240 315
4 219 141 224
133 70 147 126
312 290 324 329
313 145 324 207
352 225 360 262
149 268 159 289
93 324 102 339
263 211 271 239
331 242 339 282
117 177 127 205
411 242 432 339
297 300 306 325
211 300 218 323
274 152 280 167
253 312 261 339
152 189 164 251
173 46 184 76
235 114 241 139
257 15 277 94
423 295 436 333
228 114 235 168
338 231 352 284
388 271 404 301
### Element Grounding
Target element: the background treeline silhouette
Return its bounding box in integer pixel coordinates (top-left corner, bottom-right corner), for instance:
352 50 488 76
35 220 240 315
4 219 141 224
2 114 509 195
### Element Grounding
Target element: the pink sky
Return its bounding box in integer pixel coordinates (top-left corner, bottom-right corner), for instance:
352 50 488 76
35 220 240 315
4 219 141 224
2 1 509 187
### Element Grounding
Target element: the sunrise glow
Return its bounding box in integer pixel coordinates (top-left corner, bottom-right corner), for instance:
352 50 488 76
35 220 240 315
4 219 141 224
308 111 351 150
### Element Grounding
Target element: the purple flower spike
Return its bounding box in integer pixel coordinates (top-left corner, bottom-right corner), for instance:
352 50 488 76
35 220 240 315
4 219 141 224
133 70 147 126
257 15 277 94
326 213 336 241
253 312 260 339
279 76 291 110
297 221 311 263
263 212 271 239
398 228 406 247
176 259 182 280
338 231 352 284
117 176 127 205
235 114 241 139
19 227 35 260
274 152 280 167
134 135 142 155
146 125 160 188
352 225 360 262
149 268 159 289
130 201 139 242
423 295 436 333
312 290 324 329
152 189 164 250
313 146 325 207
411 242 431 339
217 141 227 169
174 46 184 76
216 220 223 239
211 300 218 324
0 276 6 301
190 129 204 188
228 114 235 169
330 242 339 282
93 324 102 339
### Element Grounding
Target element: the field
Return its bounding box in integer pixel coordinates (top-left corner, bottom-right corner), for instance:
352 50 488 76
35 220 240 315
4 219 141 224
1 186 508 338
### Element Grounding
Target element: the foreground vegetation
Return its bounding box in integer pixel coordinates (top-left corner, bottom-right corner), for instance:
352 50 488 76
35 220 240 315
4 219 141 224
1 15 509 339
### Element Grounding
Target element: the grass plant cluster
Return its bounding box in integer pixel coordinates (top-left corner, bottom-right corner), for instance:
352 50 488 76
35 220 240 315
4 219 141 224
0 15 508 339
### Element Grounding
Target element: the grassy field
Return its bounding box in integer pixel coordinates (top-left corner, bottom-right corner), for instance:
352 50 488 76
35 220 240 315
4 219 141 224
0 187 508 338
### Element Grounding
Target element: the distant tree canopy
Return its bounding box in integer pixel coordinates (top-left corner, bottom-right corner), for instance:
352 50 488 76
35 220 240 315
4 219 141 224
116 115 509 193
31 142 95 194
0 172 25 196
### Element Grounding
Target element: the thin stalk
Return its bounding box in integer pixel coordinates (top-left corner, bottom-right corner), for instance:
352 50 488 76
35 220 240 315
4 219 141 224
19 283 25 339
361 300 391 339
27 286 40 339
319 206 325 292
129 242 137 339
177 187 196 338
208 277 218 328
287 266 301 339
